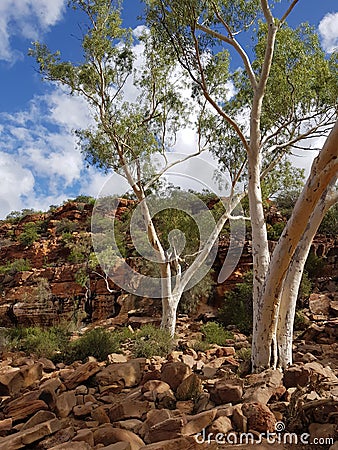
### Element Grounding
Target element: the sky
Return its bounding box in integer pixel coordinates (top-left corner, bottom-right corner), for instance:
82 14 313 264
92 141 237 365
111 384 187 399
0 0 337 219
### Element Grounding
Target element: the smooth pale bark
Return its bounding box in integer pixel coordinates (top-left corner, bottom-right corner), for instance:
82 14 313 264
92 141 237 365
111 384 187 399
252 120 338 371
276 180 338 368
160 194 244 335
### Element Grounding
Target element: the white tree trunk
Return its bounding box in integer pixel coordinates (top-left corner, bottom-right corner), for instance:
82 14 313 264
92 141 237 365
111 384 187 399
277 180 338 368
252 120 338 371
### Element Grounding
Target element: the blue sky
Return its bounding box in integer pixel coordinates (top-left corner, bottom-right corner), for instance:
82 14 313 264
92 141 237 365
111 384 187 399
0 0 337 219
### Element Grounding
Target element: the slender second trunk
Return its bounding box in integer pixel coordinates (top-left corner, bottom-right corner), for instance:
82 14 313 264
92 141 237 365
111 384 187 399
252 121 338 371
276 179 338 368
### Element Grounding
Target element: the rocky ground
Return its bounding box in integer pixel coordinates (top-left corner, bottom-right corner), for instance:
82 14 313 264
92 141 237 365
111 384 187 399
0 311 337 450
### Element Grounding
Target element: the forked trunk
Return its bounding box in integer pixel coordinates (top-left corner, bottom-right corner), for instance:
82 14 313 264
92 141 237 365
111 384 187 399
252 121 338 371
277 180 338 368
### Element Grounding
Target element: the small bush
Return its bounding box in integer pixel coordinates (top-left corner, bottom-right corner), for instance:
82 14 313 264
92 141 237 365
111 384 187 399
0 258 31 275
66 327 121 362
19 222 39 246
200 322 233 346
294 310 310 331
5 325 71 359
132 324 174 358
193 339 211 352
218 272 253 334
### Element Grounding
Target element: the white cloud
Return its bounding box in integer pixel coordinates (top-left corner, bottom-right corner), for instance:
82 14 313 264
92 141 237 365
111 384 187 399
0 152 35 217
319 12 338 53
0 0 66 63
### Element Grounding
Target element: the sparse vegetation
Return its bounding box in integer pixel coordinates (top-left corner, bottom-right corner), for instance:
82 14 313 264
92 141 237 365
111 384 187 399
200 321 234 345
131 324 174 358
0 258 31 275
218 272 253 334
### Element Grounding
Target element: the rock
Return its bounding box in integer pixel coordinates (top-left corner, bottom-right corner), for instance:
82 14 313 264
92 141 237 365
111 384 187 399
37 357 56 372
96 360 145 389
139 436 207 449
299 323 325 341
232 404 247 432
93 425 145 450
0 367 24 396
103 443 132 450
21 410 56 430
139 409 172 438
243 369 284 404
62 361 101 389
209 378 244 405
309 423 337 441
0 418 61 450
284 362 338 388
242 402 276 433
155 389 176 409
0 418 12 434
207 415 232 435
109 400 151 421
329 442 338 450
115 419 143 434
176 373 203 401
49 443 92 450
141 379 170 392
144 417 185 443
91 405 111 424
330 301 338 317
181 354 195 369
176 400 195 414
73 428 95 447
108 353 128 363
20 362 43 387
55 390 77 418
161 362 192 391
73 403 93 418
309 293 331 316
182 409 217 435
4 394 48 422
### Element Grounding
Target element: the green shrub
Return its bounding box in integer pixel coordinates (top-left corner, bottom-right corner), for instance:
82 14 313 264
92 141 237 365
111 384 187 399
305 252 325 279
66 327 121 362
267 222 285 241
193 339 211 352
200 321 233 346
132 324 174 358
19 222 39 246
0 258 31 275
294 310 310 331
218 272 253 334
5 325 71 359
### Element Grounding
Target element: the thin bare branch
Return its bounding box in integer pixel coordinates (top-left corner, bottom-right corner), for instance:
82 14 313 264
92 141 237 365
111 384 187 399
280 0 300 25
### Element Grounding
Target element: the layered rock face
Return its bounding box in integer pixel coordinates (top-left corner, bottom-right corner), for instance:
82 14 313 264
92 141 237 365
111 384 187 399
0 200 337 329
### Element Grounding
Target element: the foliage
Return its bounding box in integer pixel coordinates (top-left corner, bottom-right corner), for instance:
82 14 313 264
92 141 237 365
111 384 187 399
73 195 96 205
4 325 71 359
294 310 310 331
131 324 174 358
5 209 37 224
19 222 39 246
0 258 31 275
298 272 312 303
66 233 92 263
200 321 233 346
267 222 285 241
56 219 78 235
65 327 121 362
305 251 325 280
318 203 338 236
218 272 253 334
31 278 53 303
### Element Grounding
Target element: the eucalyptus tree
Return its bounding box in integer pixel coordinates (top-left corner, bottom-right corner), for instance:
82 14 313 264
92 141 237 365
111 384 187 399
146 0 338 370
29 0 246 336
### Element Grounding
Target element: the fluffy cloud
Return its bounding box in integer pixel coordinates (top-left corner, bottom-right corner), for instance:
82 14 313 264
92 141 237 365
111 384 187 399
318 12 338 53
0 0 66 62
